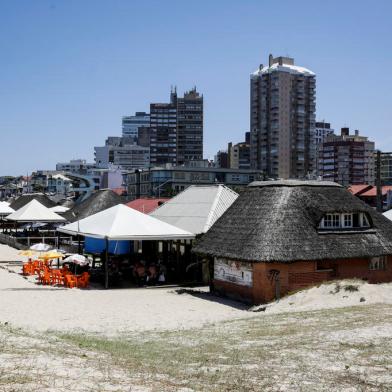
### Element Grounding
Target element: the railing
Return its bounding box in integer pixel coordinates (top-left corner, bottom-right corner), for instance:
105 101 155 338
0 233 80 252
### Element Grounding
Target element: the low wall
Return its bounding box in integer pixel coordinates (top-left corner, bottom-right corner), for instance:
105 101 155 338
0 233 28 250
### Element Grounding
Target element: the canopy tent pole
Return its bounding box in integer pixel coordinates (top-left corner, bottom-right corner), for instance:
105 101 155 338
105 236 109 289
176 240 180 281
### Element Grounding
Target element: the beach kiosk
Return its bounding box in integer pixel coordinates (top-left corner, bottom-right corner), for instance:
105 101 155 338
58 204 194 288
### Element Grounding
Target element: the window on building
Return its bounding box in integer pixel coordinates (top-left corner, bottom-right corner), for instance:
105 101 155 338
369 256 387 271
323 214 340 228
343 213 353 228
361 214 370 227
320 212 371 230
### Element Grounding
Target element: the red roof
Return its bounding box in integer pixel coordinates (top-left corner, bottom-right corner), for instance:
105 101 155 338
126 198 169 214
361 186 392 197
347 184 373 196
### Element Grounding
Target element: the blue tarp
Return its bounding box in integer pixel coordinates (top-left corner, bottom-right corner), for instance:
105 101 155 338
84 236 131 255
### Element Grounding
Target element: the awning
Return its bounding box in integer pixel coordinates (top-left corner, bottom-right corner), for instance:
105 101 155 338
57 204 195 240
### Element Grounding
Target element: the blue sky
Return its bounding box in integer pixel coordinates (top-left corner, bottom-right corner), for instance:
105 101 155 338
1 0 391 176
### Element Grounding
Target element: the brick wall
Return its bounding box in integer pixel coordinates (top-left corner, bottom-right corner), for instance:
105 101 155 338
213 256 392 305
213 279 254 304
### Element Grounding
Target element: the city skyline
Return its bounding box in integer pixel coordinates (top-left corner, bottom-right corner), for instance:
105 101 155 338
1 0 391 175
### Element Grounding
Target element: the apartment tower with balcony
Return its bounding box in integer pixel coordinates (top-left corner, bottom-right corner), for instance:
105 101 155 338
318 128 375 186
176 88 203 165
250 54 316 178
150 87 203 166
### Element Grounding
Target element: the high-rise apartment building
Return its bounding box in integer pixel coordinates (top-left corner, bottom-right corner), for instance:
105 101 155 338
150 91 178 166
318 128 375 186
250 54 316 179
227 132 251 170
315 121 334 173
150 87 203 166
228 142 251 170
177 88 203 164
380 152 392 185
214 150 229 169
94 136 150 170
315 121 334 145
122 112 150 139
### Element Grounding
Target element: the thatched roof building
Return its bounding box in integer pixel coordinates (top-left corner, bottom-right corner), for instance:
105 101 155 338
193 180 392 262
63 189 124 222
9 193 56 211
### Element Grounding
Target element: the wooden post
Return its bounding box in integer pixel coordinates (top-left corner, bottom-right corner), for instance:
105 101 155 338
275 275 281 300
105 237 109 289
176 240 180 281
376 150 382 213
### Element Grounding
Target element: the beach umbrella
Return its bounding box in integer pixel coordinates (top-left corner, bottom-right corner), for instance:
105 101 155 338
18 250 37 257
30 243 52 252
63 254 89 266
39 251 64 260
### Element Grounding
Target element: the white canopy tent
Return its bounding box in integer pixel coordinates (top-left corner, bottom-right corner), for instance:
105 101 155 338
383 209 392 221
58 204 194 240
0 201 14 216
0 201 15 233
6 199 66 222
57 204 194 288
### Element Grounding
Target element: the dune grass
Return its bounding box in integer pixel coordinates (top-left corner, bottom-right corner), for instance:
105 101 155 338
1 304 392 391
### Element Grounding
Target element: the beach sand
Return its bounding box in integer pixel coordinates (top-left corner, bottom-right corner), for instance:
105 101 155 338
2 244 392 336
0 244 251 336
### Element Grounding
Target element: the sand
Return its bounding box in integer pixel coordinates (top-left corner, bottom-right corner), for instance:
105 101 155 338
259 279 392 313
0 243 24 262
2 243 392 336
0 245 251 336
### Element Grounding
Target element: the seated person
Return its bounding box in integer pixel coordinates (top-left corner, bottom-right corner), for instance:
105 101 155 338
133 260 146 286
147 263 158 285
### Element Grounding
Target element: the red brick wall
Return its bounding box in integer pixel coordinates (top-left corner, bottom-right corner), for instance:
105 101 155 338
214 256 392 305
336 257 392 283
213 279 254 304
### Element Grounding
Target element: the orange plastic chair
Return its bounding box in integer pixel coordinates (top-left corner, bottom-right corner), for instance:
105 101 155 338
64 274 77 288
22 263 33 275
77 272 90 288
37 270 51 285
51 270 64 286
45 271 52 285
61 265 70 276
32 260 40 275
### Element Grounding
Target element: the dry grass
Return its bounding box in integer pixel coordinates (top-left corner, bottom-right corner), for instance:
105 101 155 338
1 304 392 391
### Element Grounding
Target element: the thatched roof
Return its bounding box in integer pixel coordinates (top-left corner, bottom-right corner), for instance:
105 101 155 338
9 194 56 211
193 180 392 262
63 189 124 222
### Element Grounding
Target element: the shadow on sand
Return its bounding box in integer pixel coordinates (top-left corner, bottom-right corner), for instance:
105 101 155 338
2 287 68 291
174 288 250 311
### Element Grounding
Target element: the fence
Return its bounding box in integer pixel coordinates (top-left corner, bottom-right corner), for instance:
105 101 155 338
0 233 80 253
